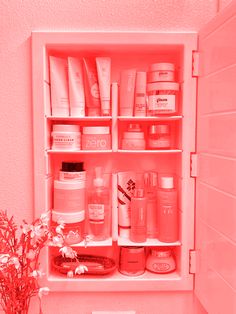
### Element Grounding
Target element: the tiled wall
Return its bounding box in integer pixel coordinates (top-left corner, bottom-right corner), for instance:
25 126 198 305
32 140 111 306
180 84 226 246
195 2 236 313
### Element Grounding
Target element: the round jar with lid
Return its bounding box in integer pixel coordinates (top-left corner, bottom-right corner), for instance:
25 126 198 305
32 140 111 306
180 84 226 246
148 124 171 149
119 246 146 276
82 126 111 150
53 180 85 213
147 63 175 82
51 124 81 150
146 248 176 274
51 210 85 245
121 123 146 150
147 82 179 116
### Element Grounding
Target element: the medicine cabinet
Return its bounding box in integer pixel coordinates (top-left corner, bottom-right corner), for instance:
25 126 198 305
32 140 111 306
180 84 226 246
32 31 197 292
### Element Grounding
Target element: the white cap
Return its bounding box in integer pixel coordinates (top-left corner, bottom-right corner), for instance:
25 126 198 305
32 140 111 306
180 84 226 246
83 126 110 135
70 107 85 117
119 227 130 238
123 131 144 139
101 100 111 115
54 180 85 190
149 63 175 72
52 124 80 132
147 82 179 92
52 210 85 223
120 108 133 116
160 176 174 189
93 167 104 187
52 107 69 117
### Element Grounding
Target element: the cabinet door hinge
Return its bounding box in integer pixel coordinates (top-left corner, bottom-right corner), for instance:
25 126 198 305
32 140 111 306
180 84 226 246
192 51 200 77
189 250 197 274
190 153 198 178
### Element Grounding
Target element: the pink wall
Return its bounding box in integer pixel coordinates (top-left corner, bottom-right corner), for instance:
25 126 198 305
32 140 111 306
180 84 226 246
0 1 231 313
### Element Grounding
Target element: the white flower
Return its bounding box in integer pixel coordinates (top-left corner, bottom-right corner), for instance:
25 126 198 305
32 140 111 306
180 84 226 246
26 249 36 260
9 257 20 270
40 212 50 226
67 270 74 278
0 254 10 264
55 224 64 235
22 223 31 234
75 264 88 275
38 287 50 298
52 235 64 247
31 269 45 278
59 246 77 259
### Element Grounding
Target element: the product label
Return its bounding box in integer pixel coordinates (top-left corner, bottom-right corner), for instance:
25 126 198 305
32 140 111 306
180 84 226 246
148 138 170 149
60 172 86 181
162 205 173 215
53 134 80 150
152 262 170 272
91 83 100 99
84 138 109 150
148 95 175 112
88 204 105 221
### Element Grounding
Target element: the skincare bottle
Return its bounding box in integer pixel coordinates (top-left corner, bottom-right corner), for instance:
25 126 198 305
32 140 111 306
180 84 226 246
144 172 158 238
134 71 147 116
157 176 178 242
120 69 136 116
87 167 110 241
130 188 147 243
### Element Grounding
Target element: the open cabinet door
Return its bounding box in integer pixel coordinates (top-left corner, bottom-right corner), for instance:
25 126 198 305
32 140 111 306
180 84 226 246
195 2 236 314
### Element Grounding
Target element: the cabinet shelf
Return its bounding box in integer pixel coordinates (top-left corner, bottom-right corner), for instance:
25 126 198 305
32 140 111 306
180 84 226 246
47 149 113 154
47 269 181 291
118 116 183 121
117 237 181 247
46 116 112 121
117 149 182 154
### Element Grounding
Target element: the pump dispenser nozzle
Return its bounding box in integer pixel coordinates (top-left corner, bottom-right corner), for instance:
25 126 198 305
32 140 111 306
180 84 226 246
93 167 104 187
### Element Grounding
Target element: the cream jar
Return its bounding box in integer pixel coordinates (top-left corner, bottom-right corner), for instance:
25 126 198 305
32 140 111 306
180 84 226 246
119 246 146 276
51 210 85 245
51 124 81 150
148 124 171 149
148 63 175 82
147 82 179 116
146 248 176 274
82 126 111 150
53 180 85 213
121 124 145 150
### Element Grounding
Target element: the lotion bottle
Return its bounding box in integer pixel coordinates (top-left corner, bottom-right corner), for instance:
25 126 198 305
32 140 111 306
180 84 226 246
157 176 178 242
87 167 110 241
130 188 147 243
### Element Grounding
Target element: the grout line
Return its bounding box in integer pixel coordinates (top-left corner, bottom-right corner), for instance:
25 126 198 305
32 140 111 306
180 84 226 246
199 152 236 161
199 216 236 247
200 62 236 79
199 110 236 118
198 181 236 199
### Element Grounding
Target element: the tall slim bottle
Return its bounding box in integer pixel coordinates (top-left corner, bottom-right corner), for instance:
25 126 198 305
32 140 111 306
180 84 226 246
130 188 147 243
157 176 178 242
144 172 158 238
87 167 110 241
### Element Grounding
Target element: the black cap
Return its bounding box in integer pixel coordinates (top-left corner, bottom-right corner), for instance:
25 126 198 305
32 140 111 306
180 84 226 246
61 162 84 172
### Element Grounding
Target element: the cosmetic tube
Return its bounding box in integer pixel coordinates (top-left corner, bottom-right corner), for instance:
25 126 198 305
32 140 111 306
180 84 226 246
134 71 147 116
50 56 69 116
96 57 111 116
117 171 136 238
68 57 85 117
83 58 101 116
119 69 136 116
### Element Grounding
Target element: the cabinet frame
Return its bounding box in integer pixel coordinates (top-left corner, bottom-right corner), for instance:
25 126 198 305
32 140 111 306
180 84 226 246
32 31 197 291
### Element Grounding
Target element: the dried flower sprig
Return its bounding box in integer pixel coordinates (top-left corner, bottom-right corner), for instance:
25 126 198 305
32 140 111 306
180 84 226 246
0 210 87 314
